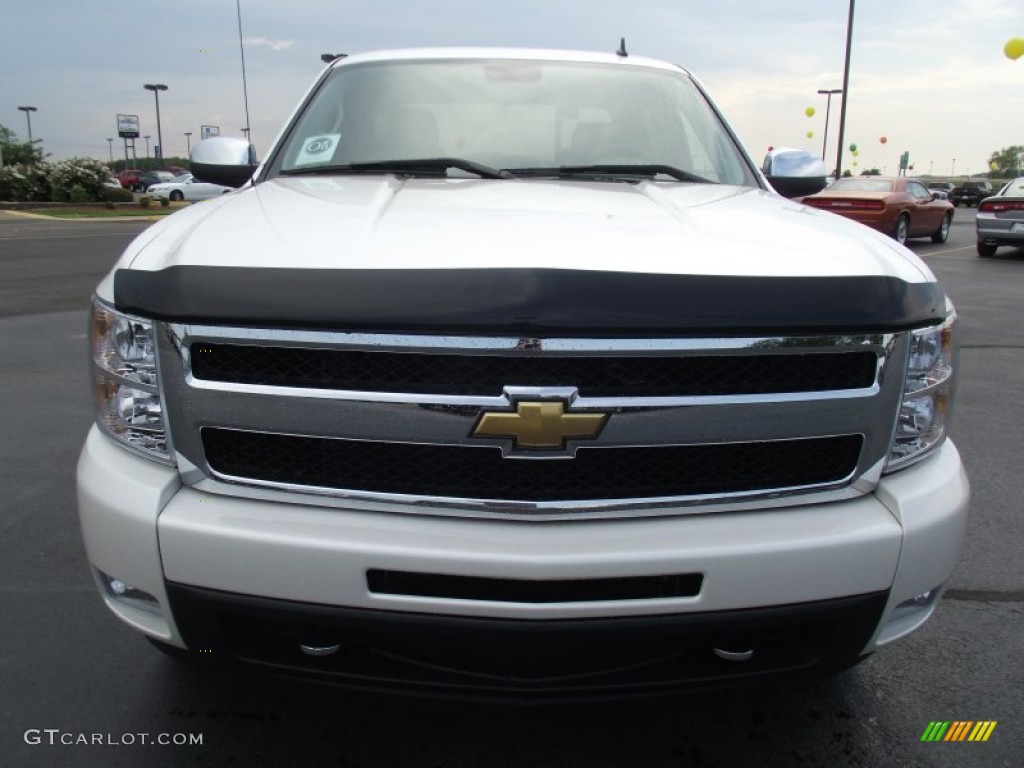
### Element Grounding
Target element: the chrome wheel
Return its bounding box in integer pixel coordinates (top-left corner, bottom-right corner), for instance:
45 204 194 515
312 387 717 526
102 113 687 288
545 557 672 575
893 215 909 245
931 214 951 244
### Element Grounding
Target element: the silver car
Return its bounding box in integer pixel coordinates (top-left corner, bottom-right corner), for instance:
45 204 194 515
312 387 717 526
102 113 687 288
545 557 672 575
976 177 1024 257
927 181 953 200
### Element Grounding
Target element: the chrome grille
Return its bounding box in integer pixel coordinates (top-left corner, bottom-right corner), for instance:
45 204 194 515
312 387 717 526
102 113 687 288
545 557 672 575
190 342 878 397
159 326 905 519
202 428 864 502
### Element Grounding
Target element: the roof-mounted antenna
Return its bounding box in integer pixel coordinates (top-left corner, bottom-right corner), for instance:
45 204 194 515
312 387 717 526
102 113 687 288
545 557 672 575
320 53 348 64
616 38 628 58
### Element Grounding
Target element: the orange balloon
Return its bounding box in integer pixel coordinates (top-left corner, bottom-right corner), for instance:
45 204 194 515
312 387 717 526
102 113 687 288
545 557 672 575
880 136 888 144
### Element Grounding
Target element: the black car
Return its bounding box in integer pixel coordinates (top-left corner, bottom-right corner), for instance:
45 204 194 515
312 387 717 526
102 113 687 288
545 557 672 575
950 180 993 207
139 171 176 192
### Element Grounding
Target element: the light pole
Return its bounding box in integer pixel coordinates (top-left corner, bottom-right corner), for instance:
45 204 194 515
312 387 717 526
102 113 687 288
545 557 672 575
144 135 151 161
236 0 252 150
184 131 192 155
816 88 842 166
143 83 168 163
952 158 956 177
834 0 855 179
241 127 250 139
107 138 114 166
17 105 37 144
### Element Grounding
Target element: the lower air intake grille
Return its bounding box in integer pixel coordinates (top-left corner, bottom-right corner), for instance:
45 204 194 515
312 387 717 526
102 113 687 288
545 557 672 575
202 428 863 502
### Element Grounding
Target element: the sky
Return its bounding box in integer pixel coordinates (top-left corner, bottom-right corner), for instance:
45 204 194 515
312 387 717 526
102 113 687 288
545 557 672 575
1 0 1021 178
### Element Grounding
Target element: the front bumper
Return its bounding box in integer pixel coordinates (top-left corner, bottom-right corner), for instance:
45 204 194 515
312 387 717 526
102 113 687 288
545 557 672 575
77 426 969 694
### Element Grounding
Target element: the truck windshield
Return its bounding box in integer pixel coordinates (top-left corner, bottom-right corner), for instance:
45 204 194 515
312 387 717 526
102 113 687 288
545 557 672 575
270 58 756 186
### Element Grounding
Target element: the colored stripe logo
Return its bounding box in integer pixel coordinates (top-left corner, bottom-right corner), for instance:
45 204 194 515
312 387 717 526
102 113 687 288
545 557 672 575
921 721 997 742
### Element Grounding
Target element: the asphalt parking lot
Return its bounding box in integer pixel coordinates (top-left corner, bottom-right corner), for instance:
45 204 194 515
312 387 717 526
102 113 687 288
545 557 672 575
0 208 1021 767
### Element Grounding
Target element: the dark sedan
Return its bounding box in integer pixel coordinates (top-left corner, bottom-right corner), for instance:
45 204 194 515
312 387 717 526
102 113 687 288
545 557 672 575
976 177 1024 257
139 171 176 192
802 176 953 245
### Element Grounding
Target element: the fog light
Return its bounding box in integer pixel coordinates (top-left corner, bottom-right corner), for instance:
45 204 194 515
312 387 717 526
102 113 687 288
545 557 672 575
97 569 162 615
876 584 944 645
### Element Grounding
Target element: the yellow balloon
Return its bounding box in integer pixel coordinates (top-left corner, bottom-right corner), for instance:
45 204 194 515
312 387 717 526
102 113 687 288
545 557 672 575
990 161 998 170
853 150 859 157
1005 38 1024 60
852 160 858 166
806 131 814 139
805 106 815 118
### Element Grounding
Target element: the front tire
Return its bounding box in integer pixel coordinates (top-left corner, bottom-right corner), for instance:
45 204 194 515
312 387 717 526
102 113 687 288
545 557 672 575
977 242 997 258
169 190 184 202
892 214 909 245
931 214 951 243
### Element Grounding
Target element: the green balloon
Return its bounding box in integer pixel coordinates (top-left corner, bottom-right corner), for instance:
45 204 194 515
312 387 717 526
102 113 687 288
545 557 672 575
849 143 858 152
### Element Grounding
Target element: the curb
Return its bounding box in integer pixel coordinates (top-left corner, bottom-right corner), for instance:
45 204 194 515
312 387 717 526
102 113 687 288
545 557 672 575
0 209 168 222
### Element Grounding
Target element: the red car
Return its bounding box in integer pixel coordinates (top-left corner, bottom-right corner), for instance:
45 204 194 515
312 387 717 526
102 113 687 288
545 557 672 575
117 169 142 191
802 176 954 245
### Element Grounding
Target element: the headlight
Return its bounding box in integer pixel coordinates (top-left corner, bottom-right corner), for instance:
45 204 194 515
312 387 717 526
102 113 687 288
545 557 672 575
91 297 173 463
885 307 957 472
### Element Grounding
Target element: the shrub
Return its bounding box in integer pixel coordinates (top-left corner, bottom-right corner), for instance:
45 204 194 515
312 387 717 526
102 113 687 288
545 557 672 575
160 197 170 208
105 200 116 210
139 196 151 209
0 163 51 202
69 185 90 203
100 186 134 203
47 157 110 202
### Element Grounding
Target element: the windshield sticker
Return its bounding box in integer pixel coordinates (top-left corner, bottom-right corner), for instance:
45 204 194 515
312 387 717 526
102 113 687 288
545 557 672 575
293 134 341 166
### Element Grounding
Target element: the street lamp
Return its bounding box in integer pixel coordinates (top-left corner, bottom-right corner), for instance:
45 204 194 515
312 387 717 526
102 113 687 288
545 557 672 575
834 0 856 179
184 131 192 155
952 158 956 177
236 0 252 149
144 135 151 161
143 83 168 163
17 105 37 144
816 88 842 166
241 127 250 139
107 138 114 166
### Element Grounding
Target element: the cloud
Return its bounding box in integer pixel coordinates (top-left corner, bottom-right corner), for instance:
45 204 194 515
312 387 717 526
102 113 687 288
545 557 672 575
244 37 294 51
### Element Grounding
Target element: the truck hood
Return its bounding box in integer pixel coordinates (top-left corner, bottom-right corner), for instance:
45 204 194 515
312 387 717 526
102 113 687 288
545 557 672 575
121 176 933 283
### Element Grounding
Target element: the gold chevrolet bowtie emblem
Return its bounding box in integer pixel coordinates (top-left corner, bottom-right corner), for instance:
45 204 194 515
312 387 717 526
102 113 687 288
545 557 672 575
472 401 608 450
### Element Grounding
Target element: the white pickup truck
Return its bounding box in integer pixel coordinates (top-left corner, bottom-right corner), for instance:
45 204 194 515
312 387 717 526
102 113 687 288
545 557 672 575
79 47 968 698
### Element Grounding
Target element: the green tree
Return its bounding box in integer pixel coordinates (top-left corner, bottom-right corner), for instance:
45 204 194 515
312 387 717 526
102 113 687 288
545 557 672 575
987 145 1023 177
0 123 45 166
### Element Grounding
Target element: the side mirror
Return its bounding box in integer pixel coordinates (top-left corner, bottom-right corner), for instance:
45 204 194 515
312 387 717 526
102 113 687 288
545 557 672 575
763 147 829 199
190 137 258 188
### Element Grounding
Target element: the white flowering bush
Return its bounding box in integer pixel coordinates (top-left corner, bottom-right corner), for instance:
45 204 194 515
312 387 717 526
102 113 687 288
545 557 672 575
47 157 110 201
0 157 113 202
0 163 51 202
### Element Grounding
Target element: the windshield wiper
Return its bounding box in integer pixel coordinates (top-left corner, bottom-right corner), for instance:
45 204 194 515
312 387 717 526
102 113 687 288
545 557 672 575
281 158 515 180
508 165 714 183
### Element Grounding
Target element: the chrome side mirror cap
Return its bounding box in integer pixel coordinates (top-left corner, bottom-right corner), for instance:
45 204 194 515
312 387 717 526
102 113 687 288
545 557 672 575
763 147 829 199
190 137 258 188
